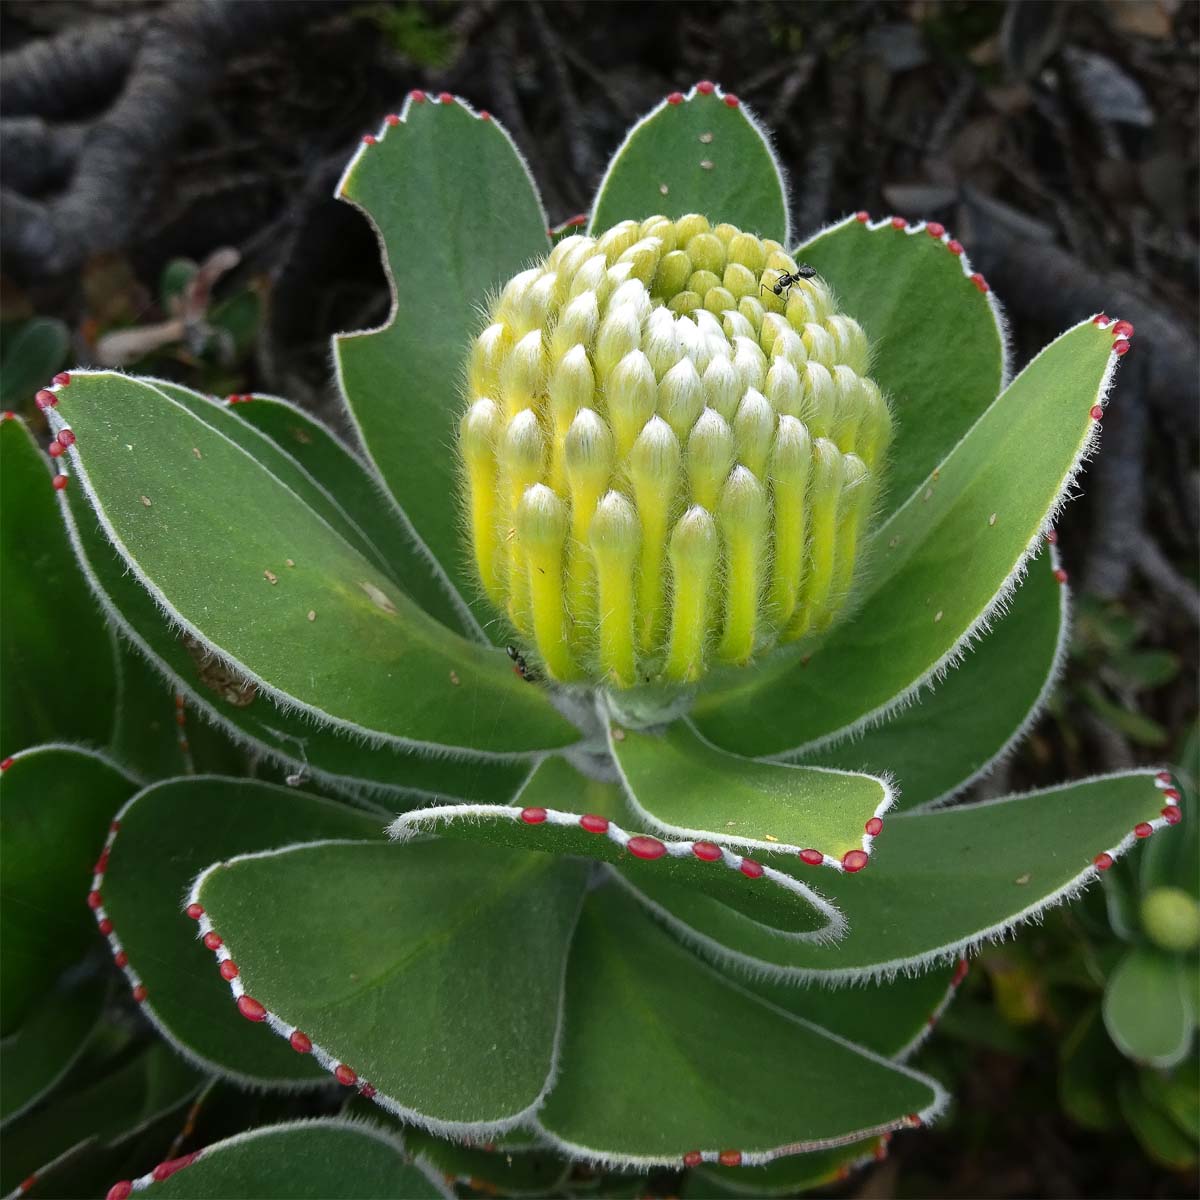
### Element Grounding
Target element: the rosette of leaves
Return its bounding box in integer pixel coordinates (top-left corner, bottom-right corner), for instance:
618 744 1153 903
0 81 1183 1197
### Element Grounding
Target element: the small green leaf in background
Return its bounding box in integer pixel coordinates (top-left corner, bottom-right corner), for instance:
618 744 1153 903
1058 1005 1122 1131
129 1120 452 1200
336 95 550 637
0 973 108 1125
801 553 1064 810
1 415 118 754
535 886 942 1165
794 216 1004 516
101 777 381 1085
0 317 69 409
52 371 576 755
0 745 137 1034
401 1123 570 1195
609 719 890 861
588 85 789 242
1118 1073 1198 1170
196 839 588 1129
0 1042 202 1196
694 318 1116 758
1103 946 1194 1069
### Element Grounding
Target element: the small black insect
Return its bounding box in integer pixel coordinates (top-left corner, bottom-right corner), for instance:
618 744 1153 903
760 264 818 302
506 645 540 683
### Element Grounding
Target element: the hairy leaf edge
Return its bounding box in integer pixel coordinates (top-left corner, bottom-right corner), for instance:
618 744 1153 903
758 316 1119 761
332 93 551 645
609 769 1175 986
185 840 586 1138
586 82 792 246
48 372 553 764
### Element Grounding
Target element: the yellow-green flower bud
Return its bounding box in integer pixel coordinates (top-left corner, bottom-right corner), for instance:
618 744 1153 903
468 322 510 399
589 490 641 687
550 293 600 365
458 218 890 689
686 407 735 513
732 388 775 480
606 349 657 459
658 357 705 442
664 505 719 683
595 304 641 384
517 484 578 681
500 329 546 420
674 213 710 244
716 466 770 664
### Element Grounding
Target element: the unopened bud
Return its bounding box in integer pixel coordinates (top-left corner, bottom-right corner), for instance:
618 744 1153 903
664 505 719 682
733 388 776 479
595 304 642 383
675 213 710 244
658 357 705 441
765 356 802 418
606 350 657 459
597 220 642 263
716 466 770 664
551 293 600 364
686 232 726 276
590 490 641 686
500 330 546 420
686 407 735 512
1142 887 1200 954
733 336 768 394
469 322 510 398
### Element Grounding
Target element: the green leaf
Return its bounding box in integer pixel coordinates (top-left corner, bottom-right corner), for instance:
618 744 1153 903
1119 1074 1198 1170
388 756 842 941
690 1140 880 1197
608 719 890 863
800 553 1065 810
230 392 472 636
694 318 1117 758
794 216 1005 516
746 965 960 1060
0 1042 202 1196
1 415 117 755
1142 1066 1200 1143
1103 946 1194 1069
0 973 108 1126
193 838 588 1132
63 484 529 803
402 1125 570 1196
0 317 68 408
1058 1005 1122 1131
335 95 550 637
98 777 382 1086
147 379 404 587
588 87 788 243
614 771 1174 982
0 745 138 1034
51 370 577 756
534 886 944 1167
129 1119 452 1200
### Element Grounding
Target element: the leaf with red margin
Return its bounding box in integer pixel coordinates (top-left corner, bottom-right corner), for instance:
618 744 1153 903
693 318 1118 758
109 1118 452 1200
611 771 1177 983
189 838 588 1136
1 413 118 755
95 777 382 1087
793 215 1006 518
0 745 138 1034
335 94 551 640
588 83 789 242
532 886 945 1169
606 719 892 869
799 552 1067 812
386 755 845 943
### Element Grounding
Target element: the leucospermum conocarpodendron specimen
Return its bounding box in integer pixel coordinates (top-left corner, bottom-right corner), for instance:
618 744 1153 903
460 218 890 687
2 81 1184 1199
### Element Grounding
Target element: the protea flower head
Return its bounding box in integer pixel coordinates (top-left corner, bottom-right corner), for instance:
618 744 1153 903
458 214 892 690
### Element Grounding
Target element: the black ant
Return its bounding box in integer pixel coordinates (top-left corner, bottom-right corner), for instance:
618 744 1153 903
507 645 540 683
761 264 818 302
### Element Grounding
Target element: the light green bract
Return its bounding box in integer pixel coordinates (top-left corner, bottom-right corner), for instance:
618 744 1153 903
12 82 1172 1198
